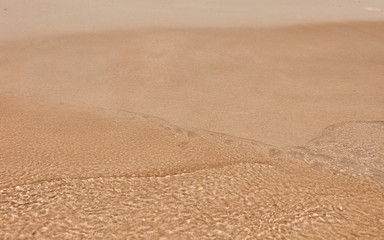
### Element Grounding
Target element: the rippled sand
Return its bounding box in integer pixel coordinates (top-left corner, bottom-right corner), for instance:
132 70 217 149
1 4 384 238
1 93 384 239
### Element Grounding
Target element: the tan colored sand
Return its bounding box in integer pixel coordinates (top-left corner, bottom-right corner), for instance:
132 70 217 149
1 0 384 41
1 92 384 239
1 22 384 146
1 1 384 239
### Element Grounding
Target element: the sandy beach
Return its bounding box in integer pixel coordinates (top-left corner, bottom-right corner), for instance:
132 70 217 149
1 0 384 239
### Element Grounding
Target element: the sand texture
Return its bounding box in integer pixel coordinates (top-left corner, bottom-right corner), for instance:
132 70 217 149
1 22 384 146
1 1 384 238
1 93 384 239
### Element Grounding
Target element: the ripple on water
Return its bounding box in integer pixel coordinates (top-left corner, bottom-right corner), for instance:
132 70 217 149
1 96 384 238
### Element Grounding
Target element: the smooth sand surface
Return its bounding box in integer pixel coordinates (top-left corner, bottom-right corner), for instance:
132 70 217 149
1 22 384 146
1 1 384 239
1 0 384 41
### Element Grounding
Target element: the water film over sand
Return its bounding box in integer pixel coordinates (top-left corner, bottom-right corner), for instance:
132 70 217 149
1 21 384 239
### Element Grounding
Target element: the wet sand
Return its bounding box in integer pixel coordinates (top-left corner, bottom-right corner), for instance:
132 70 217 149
1 22 384 146
1 1 384 239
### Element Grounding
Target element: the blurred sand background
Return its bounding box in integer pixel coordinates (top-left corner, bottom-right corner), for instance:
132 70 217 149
1 0 384 239
1 0 384 146
1 0 384 41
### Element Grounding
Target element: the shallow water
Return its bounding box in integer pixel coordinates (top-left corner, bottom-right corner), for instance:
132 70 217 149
1 94 384 239
1 21 384 239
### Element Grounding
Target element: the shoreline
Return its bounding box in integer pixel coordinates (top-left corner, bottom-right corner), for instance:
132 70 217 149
1 21 383 147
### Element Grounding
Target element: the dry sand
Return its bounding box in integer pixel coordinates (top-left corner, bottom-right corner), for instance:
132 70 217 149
1 0 384 239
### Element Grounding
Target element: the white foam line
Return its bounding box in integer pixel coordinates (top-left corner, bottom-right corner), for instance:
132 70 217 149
364 7 382 12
